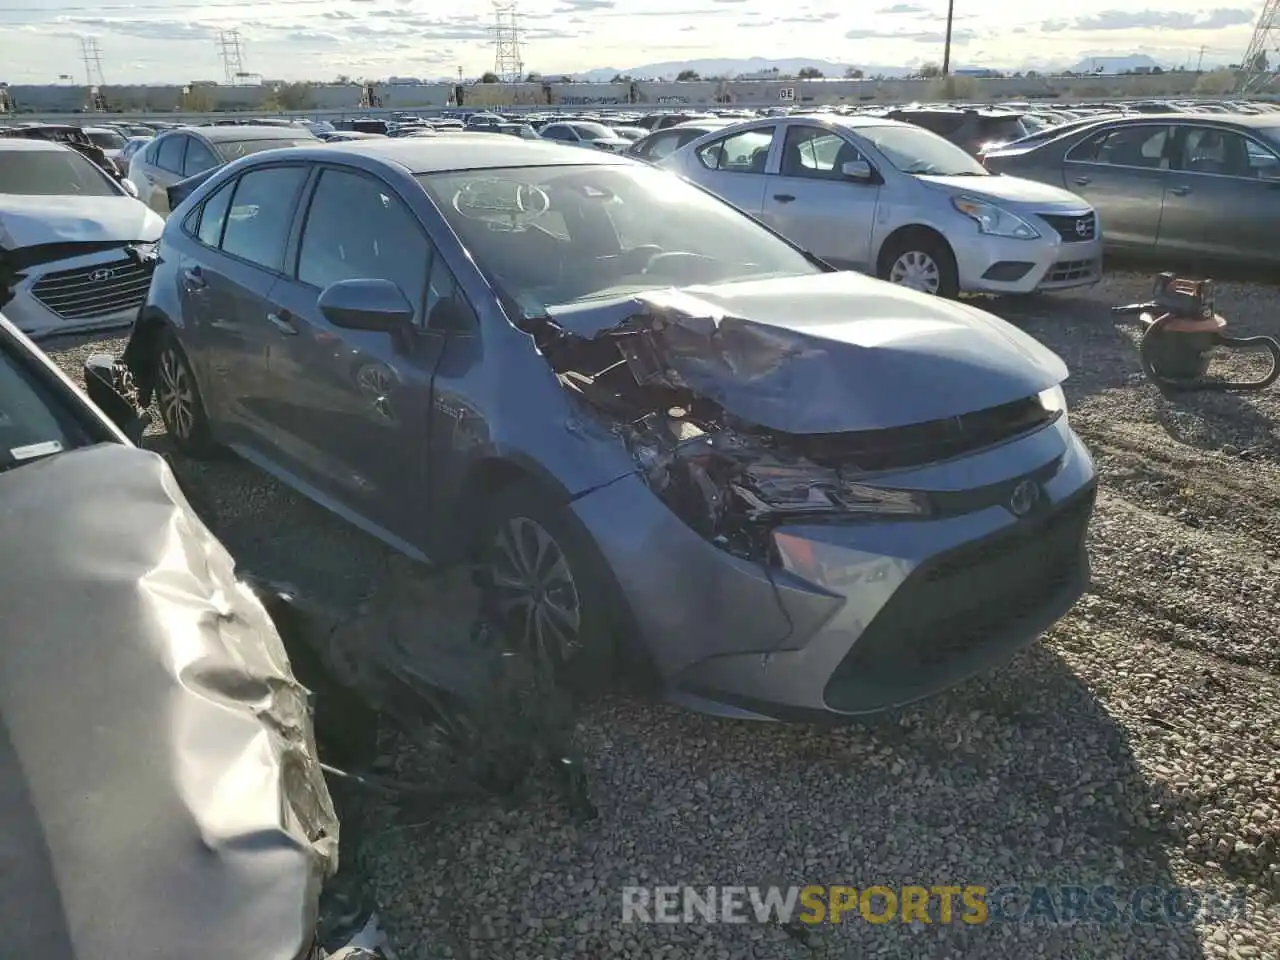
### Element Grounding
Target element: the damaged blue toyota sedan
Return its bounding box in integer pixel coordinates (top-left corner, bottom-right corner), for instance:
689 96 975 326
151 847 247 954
99 135 1096 721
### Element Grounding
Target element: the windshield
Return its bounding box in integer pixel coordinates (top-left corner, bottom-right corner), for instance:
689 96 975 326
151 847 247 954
214 137 316 162
0 149 120 196
416 163 821 317
0 346 91 472
860 124 989 176
86 130 127 150
570 122 615 141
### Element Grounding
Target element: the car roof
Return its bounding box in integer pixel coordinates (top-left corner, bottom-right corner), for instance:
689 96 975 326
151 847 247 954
0 137 72 153
183 124 317 142
315 134 632 173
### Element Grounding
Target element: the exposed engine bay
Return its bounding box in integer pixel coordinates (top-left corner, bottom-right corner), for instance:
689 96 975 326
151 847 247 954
530 305 952 563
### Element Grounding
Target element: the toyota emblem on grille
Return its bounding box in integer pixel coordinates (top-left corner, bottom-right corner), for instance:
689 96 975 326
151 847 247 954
90 268 117 282
1074 218 1091 238
1008 480 1040 517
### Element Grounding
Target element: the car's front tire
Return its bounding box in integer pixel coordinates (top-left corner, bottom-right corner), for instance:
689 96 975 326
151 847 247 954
155 329 217 458
477 480 618 693
878 229 960 298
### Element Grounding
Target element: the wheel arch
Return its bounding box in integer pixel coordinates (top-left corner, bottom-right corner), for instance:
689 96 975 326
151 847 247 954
875 223 956 275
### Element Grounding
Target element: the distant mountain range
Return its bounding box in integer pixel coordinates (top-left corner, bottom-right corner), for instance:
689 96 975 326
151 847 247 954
564 53 1177 82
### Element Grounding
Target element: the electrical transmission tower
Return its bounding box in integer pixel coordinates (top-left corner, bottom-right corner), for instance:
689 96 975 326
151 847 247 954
492 3 524 83
1239 0 1279 92
217 30 247 85
79 37 106 87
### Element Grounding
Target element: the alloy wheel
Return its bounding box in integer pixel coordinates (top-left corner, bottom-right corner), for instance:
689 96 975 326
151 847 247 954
157 346 196 441
888 250 942 295
488 515 584 669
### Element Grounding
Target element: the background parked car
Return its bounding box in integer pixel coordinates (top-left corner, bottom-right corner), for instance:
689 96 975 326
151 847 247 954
885 106 1030 156
982 113 1280 268
626 119 733 163
0 138 162 338
128 124 319 217
538 120 631 153
82 125 130 176
660 114 1100 297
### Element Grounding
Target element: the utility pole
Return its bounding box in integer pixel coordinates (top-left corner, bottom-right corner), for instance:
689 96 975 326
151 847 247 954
79 36 106 87
1197 45 1206 72
941 0 955 75
217 30 246 85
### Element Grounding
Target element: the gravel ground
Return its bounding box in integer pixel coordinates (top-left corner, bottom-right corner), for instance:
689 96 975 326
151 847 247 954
42 267 1280 960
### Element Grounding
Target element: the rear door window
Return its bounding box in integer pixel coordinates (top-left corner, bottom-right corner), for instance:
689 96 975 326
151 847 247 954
155 134 187 173
219 166 308 272
696 127 776 173
183 138 220 178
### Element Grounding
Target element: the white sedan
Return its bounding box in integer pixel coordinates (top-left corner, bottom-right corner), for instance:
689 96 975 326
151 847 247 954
538 120 631 154
659 114 1102 298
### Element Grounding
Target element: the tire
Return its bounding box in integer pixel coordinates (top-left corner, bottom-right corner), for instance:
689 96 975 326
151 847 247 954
154 329 217 458
878 230 960 299
476 480 618 694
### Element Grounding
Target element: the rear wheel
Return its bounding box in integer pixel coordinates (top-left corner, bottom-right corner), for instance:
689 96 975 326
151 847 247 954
878 230 960 298
155 329 217 458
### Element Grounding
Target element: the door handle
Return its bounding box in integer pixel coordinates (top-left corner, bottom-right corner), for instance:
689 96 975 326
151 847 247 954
773 193 796 203
267 311 298 335
181 266 206 289
1169 185 1191 196
1073 176 1091 186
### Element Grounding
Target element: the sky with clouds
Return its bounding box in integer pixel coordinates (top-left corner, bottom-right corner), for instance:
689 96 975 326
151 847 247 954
0 0 1265 83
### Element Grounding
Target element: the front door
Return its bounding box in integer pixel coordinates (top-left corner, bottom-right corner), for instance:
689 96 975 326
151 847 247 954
265 166 444 539
1061 123 1171 252
1157 124 1280 265
762 123 879 270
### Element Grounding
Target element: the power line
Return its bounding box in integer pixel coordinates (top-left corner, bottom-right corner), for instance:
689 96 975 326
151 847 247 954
217 29 246 85
492 2 523 83
79 35 105 86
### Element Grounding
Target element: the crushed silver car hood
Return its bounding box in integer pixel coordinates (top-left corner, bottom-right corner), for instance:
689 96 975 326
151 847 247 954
0 442 338 960
0 195 164 250
545 271 1068 434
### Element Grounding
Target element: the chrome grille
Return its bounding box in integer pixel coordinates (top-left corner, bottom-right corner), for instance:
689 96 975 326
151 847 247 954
1039 212 1097 243
31 257 151 322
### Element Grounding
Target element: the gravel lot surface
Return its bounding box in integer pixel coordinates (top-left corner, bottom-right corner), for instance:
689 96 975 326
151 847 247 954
43 268 1280 959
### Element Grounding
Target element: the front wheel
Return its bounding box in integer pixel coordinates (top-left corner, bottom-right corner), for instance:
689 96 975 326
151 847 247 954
878 231 960 299
477 481 618 693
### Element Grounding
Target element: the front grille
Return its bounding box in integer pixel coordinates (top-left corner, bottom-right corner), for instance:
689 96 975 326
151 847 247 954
1044 258 1099 284
792 395 1053 472
1039 212 1097 243
31 257 151 322
824 487 1095 712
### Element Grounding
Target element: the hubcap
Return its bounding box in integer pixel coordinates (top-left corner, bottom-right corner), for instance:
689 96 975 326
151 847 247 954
889 250 942 294
488 516 583 668
157 347 196 440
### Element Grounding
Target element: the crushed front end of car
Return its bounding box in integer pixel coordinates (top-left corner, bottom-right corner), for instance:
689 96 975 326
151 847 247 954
0 441 393 959
527 272 1097 720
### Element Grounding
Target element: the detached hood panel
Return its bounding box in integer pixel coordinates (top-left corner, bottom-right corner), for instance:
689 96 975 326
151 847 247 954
547 271 1068 434
0 195 163 250
0 443 337 960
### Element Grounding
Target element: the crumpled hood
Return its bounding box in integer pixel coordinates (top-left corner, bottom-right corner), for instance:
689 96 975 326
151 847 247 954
0 442 337 960
917 172 1088 208
0 195 163 250
546 270 1068 434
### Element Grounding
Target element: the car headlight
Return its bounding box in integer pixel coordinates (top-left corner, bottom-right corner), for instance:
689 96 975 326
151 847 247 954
952 195 1040 240
1038 383 1068 426
732 463 931 518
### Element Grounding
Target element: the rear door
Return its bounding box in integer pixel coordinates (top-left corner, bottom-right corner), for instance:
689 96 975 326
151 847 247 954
761 123 879 270
1157 123 1280 264
1061 122 1171 251
679 125 776 216
266 165 445 534
141 133 188 215
180 164 310 450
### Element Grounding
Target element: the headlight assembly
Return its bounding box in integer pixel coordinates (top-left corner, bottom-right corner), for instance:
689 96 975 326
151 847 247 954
731 462 930 518
1038 383 1068 427
952 195 1040 240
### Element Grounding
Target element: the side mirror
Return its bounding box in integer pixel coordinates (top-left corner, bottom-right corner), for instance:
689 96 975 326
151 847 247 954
841 159 875 182
83 353 149 444
318 278 414 333
120 178 139 199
